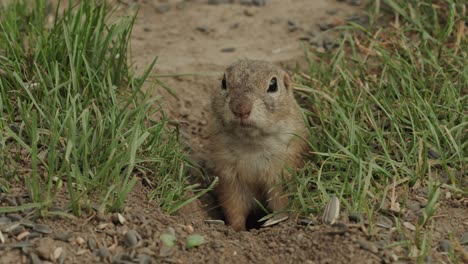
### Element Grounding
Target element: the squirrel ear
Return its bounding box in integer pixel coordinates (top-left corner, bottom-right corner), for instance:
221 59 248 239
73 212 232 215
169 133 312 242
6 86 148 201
283 73 292 92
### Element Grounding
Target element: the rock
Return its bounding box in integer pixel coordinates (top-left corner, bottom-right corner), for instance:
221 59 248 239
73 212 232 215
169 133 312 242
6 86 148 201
136 254 152 264
36 239 55 260
358 239 379 253
0 217 12 225
348 213 362 223
53 247 64 262
87 238 97 251
288 20 300 32
243 9 255 17
75 236 86 246
155 3 171 13
347 0 362 5
240 0 267 6
322 36 338 51
124 230 140 248
208 0 231 5
4 196 17 206
96 247 111 261
319 22 334 31
220 47 236 52
439 240 451 252
195 26 210 33
96 211 107 222
460 232 468 245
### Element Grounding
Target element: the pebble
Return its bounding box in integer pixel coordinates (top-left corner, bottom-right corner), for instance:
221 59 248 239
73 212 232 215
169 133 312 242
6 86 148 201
346 0 362 5
220 47 236 52
87 238 97 251
124 230 139 248
96 211 107 222
0 217 12 225
357 239 379 253
439 240 451 252
207 0 231 5
319 22 335 31
346 14 367 25
298 219 316 226
75 236 86 246
243 9 255 17
195 26 210 33
240 0 267 6
155 3 171 13
460 232 468 245
165 227 176 237
407 201 422 212
136 254 152 264
33 224 52 234
4 196 17 206
36 239 55 260
323 36 338 51
348 213 362 223
98 223 111 230
287 20 300 32
53 247 64 262
96 247 111 261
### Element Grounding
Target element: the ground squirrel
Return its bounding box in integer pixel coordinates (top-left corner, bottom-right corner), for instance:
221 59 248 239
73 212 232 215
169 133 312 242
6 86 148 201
207 60 307 231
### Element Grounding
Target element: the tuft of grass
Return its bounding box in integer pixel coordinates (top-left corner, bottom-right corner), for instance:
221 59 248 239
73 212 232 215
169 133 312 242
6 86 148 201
289 0 466 260
0 0 202 215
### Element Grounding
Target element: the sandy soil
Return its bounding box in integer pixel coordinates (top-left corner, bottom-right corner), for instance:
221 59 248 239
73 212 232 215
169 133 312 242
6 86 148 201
1 1 467 263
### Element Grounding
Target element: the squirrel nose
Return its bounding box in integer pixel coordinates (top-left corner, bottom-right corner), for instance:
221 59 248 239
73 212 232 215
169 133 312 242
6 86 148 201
230 104 252 119
232 109 251 119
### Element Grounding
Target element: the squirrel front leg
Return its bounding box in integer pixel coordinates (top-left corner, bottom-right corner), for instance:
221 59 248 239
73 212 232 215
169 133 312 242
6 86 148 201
217 178 252 231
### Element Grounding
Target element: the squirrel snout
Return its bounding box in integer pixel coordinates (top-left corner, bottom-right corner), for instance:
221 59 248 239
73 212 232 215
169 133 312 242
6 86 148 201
229 100 252 119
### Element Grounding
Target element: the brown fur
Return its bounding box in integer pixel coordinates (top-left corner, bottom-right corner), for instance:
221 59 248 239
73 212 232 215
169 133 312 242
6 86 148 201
206 60 307 231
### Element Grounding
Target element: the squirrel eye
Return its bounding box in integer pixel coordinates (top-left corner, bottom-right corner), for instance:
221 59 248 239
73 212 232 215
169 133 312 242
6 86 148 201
267 77 278 93
221 75 227 90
